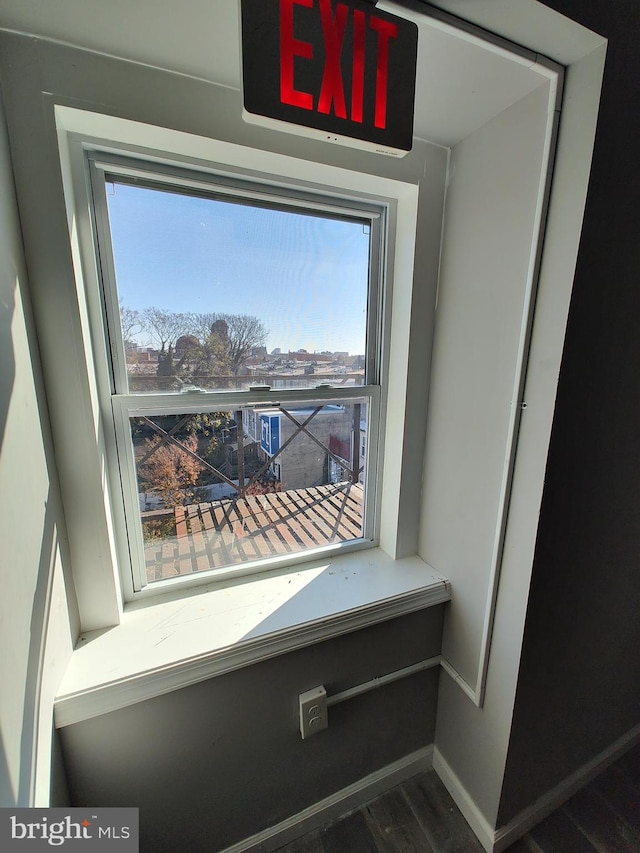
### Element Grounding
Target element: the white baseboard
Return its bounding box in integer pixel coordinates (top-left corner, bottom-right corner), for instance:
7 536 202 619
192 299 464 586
222 724 640 853
219 745 434 853
493 721 640 852
434 722 640 853
432 747 496 853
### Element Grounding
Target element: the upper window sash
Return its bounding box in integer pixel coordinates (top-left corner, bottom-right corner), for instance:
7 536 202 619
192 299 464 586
87 152 385 399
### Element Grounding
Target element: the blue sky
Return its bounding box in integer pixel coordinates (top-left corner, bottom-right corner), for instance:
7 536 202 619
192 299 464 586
106 182 370 355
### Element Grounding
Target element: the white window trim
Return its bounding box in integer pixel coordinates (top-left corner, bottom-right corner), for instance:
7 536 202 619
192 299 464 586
54 550 450 727
55 105 430 632
89 153 387 598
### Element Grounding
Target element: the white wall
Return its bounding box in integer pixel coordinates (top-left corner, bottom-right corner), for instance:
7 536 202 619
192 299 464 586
414 83 549 830
420 83 550 686
0 90 78 807
426 40 607 837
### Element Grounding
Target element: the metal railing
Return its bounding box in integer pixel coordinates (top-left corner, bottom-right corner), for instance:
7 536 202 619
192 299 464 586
135 402 364 502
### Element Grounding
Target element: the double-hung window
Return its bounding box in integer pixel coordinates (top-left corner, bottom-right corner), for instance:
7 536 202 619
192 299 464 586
87 153 386 595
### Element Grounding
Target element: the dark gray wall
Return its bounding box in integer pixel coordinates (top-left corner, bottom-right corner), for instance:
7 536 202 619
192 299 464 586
60 609 443 852
498 0 640 824
49 728 71 808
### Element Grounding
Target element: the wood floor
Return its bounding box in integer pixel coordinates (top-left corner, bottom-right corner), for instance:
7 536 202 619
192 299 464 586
275 742 640 853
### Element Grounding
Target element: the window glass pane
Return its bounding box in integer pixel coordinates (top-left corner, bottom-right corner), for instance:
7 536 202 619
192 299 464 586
132 399 368 582
106 181 371 393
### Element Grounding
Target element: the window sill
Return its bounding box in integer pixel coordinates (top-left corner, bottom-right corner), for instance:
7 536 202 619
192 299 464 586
54 549 450 728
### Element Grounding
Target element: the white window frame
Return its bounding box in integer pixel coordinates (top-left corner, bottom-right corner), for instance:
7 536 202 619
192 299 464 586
58 109 421 614
89 152 386 596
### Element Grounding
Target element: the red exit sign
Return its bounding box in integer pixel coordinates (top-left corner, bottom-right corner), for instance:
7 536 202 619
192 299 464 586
240 0 418 155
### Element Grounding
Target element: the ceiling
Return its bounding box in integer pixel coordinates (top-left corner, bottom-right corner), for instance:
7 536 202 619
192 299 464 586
0 0 550 147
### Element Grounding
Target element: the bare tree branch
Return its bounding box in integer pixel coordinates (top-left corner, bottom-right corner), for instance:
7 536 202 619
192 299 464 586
119 302 142 344
142 308 191 351
211 313 268 374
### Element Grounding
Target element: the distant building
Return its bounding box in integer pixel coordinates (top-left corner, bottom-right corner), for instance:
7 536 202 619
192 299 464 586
242 404 362 490
286 350 331 363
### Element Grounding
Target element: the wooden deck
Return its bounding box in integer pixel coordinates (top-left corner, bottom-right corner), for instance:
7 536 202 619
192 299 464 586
144 482 364 581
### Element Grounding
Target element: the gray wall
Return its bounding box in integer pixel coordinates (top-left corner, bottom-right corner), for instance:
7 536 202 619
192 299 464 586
0 87 77 807
60 609 443 852
497 0 640 824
